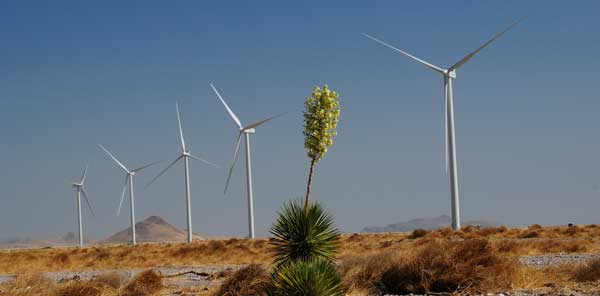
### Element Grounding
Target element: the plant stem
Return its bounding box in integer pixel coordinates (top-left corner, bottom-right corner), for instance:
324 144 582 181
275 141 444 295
305 158 316 210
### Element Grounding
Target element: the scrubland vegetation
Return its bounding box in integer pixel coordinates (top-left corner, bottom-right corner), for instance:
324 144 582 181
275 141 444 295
1 225 599 295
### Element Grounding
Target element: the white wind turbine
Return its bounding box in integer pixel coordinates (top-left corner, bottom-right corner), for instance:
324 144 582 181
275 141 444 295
210 83 284 239
146 102 218 243
98 144 161 245
364 18 524 230
71 165 94 247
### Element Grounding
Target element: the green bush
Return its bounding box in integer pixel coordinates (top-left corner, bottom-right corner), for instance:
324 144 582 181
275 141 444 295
271 259 344 296
269 200 340 267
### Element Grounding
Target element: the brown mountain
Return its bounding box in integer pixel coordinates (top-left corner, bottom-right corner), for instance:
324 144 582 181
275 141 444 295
103 216 201 244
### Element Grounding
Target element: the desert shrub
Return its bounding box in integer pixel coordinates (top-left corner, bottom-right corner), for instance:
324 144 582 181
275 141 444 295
5 273 56 296
53 282 102 296
529 224 542 230
564 226 580 236
339 251 400 293
408 229 428 239
213 264 272 296
271 259 344 296
478 226 508 237
121 269 162 296
270 200 340 267
379 238 520 294
53 253 70 265
572 258 600 282
519 230 540 239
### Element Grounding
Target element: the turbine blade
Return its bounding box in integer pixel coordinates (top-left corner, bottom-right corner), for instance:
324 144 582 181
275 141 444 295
210 83 243 128
98 144 129 173
188 153 219 168
224 133 243 194
80 165 88 184
145 155 183 189
132 160 162 173
175 102 186 151
363 33 446 74
117 176 129 216
449 17 525 70
81 187 95 217
243 112 286 131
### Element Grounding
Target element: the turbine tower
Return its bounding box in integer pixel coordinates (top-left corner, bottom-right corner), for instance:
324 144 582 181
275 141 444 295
210 83 284 239
147 102 218 243
99 144 160 245
364 19 524 230
71 165 94 247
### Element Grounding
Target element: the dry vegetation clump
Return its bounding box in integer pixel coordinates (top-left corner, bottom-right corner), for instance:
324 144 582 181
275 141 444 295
408 228 428 239
1 273 56 296
572 258 600 282
0 273 125 296
212 264 272 296
340 238 522 295
381 238 520 294
53 282 103 296
121 269 163 296
339 251 402 293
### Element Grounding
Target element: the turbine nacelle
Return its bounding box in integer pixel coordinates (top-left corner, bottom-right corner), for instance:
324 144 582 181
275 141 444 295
242 128 255 134
445 70 457 79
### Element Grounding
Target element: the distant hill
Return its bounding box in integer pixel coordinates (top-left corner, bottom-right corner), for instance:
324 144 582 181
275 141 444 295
361 215 497 233
0 232 79 250
103 216 202 244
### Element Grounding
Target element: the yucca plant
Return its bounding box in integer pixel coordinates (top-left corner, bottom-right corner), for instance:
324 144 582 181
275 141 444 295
270 199 340 267
271 258 344 296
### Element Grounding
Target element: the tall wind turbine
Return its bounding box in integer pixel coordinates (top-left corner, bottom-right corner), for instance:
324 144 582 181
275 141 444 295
99 144 160 245
210 83 284 239
363 19 524 230
71 165 94 247
146 102 218 243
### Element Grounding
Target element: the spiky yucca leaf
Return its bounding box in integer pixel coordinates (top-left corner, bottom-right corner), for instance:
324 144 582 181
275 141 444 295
269 200 340 267
271 258 344 296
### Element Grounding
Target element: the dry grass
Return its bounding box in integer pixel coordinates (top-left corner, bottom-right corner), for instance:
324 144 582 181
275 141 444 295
212 264 272 296
0 269 161 296
572 258 600 282
341 238 525 294
0 224 597 274
121 269 163 296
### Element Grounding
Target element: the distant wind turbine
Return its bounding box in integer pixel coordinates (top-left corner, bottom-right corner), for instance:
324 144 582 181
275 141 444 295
363 18 524 230
71 165 94 247
98 144 161 245
146 102 218 243
210 83 284 239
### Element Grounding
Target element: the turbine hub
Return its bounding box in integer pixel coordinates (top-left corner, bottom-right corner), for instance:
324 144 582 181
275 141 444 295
183 151 190 157
447 69 457 79
129 171 135 176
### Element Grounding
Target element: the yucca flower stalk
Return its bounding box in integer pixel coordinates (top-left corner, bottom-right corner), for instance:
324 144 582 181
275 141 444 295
303 85 340 209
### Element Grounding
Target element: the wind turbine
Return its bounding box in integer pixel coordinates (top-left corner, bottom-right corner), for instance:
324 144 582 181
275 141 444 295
98 144 160 245
363 18 524 230
71 165 94 247
146 102 218 243
210 83 284 239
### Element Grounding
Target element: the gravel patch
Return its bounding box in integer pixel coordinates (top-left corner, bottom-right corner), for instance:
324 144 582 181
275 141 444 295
520 253 600 267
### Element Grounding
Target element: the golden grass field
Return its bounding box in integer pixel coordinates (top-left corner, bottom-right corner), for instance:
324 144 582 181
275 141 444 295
1 224 599 295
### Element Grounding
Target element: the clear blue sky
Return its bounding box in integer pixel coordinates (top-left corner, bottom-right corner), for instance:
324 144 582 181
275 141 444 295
1 0 599 240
